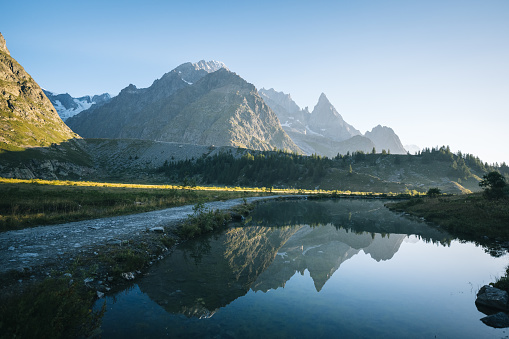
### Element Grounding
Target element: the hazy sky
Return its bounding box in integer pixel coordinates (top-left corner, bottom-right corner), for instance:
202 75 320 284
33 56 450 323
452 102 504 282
3 0 508 164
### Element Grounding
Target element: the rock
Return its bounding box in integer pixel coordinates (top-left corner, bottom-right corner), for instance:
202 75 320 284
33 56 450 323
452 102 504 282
149 227 164 233
63 273 72 278
96 291 105 299
84 277 94 284
480 312 509 328
121 272 135 280
476 285 509 311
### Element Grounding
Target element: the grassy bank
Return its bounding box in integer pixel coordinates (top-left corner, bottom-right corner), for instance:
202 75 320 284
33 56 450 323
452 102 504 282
0 178 272 231
386 193 509 242
0 177 416 232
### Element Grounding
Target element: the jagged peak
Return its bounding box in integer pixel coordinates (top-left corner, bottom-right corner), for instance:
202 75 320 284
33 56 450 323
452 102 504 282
366 125 395 134
192 60 228 73
119 84 139 95
0 32 10 56
318 92 329 103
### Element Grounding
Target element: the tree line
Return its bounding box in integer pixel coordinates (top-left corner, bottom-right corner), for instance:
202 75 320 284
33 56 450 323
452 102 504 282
157 146 509 189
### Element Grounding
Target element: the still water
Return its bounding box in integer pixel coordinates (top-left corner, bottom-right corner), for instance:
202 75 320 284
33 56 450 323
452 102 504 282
96 199 508 338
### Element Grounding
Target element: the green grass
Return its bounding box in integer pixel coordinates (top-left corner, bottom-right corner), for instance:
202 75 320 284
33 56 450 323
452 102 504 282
0 179 269 231
0 276 103 338
386 193 509 241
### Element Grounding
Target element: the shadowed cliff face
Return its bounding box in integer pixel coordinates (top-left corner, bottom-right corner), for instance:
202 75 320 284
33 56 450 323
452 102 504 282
0 33 78 151
137 199 452 318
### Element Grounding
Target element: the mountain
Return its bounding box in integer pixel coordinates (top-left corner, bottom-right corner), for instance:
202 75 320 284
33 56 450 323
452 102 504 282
308 93 361 141
67 61 300 153
364 125 406 154
43 90 111 121
0 33 78 151
260 88 407 156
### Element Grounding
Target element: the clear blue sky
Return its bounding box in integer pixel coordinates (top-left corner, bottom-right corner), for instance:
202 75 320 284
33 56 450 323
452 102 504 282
3 0 508 164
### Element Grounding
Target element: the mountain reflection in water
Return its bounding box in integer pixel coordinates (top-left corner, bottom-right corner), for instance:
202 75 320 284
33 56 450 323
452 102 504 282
138 200 452 318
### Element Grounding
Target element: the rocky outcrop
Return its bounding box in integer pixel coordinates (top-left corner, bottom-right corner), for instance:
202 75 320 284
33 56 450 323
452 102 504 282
476 285 509 312
0 33 9 55
476 285 509 328
0 32 79 151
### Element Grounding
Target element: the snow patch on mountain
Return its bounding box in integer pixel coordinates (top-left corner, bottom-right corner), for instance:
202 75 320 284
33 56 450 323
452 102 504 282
44 90 111 121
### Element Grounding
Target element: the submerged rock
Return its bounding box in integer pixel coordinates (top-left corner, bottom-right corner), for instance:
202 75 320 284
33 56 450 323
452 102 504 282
480 312 509 328
476 285 509 312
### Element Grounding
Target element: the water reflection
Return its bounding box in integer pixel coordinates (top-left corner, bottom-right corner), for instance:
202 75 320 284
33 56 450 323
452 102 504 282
100 199 508 338
138 226 300 318
138 200 452 317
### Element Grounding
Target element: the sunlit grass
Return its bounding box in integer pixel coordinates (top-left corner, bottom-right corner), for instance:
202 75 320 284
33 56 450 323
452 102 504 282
0 177 421 232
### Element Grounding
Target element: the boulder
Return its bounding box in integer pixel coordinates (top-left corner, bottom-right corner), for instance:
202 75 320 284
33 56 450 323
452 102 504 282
476 285 509 312
480 312 509 328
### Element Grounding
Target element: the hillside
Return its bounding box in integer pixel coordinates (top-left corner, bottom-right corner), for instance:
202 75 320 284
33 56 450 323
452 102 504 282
0 33 78 152
66 62 300 153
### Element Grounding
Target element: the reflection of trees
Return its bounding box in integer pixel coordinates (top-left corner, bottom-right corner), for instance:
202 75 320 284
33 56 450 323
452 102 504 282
248 199 453 246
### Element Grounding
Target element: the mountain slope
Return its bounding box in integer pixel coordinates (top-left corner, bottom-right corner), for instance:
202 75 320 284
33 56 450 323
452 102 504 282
67 62 300 153
0 33 78 151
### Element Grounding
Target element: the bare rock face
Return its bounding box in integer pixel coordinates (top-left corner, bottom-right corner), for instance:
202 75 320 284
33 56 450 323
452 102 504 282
0 32 79 151
0 32 10 55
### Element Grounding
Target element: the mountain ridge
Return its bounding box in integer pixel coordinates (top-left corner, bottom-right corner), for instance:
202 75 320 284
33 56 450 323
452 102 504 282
260 88 406 157
66 62 300 153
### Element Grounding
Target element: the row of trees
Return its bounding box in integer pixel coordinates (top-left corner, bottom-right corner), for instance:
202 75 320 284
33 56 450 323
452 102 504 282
157 146 508 191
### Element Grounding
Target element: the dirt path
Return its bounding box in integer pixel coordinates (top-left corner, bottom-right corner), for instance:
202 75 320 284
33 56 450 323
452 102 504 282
0 196 280 275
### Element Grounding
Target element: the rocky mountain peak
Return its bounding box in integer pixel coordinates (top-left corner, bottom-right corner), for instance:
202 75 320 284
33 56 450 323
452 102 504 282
259 88 301 116
318 92 329 104
192 60 228 73
0 33 9 56
365 125 406 154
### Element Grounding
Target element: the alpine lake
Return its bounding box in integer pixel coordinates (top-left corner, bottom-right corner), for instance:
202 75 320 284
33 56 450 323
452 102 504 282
94 199 509 338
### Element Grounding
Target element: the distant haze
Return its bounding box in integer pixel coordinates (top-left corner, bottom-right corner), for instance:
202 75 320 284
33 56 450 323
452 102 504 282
3 0 508 164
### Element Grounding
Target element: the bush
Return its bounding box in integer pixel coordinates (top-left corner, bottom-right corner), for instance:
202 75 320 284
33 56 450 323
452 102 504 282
176 203 232 239
480 171 507 199
427 188 441 197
